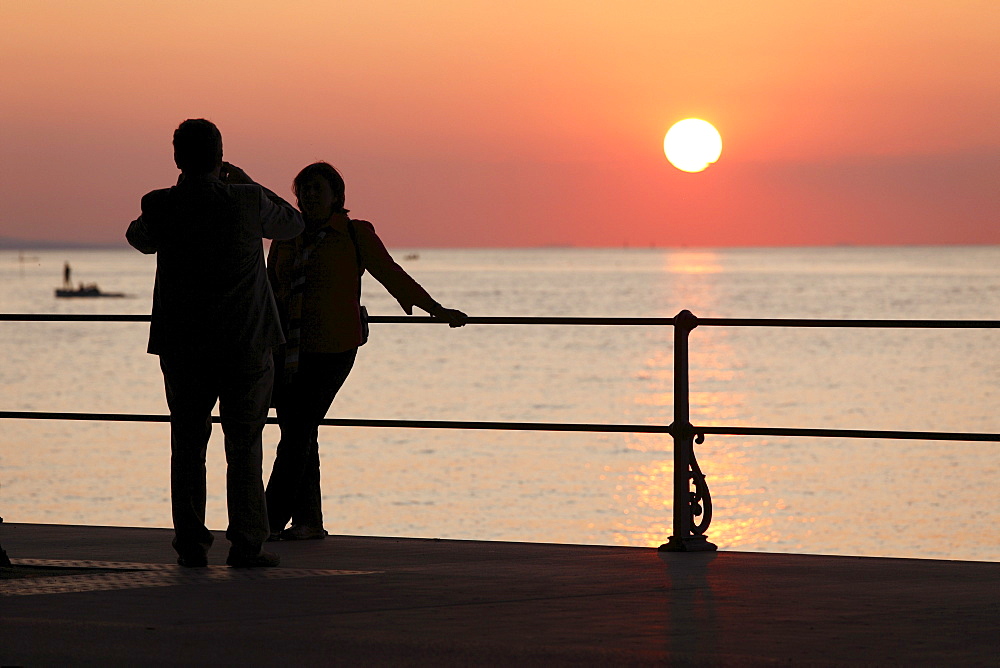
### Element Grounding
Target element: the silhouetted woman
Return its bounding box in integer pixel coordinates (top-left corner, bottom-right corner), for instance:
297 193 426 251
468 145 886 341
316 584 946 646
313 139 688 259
265 162 467 540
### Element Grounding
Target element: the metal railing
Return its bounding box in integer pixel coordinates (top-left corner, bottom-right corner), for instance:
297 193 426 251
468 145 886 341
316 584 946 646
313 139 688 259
2 311 999 552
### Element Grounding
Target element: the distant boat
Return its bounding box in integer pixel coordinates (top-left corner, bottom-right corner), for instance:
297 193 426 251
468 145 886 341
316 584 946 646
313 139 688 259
55 284 125 298
404 253 420 261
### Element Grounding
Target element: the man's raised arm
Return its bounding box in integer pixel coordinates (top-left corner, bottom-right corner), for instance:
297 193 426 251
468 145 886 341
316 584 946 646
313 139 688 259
221 162 303 241
257 186 304 240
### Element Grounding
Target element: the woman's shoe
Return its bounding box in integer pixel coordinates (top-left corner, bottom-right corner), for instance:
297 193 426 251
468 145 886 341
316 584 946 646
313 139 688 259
280 525 328 540
226 549 280 568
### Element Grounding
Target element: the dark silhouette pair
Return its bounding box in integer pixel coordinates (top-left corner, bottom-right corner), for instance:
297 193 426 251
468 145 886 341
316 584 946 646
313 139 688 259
129 120 467 567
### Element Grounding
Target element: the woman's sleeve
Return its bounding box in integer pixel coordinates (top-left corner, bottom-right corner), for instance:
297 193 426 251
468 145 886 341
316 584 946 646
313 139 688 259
354 220 440 315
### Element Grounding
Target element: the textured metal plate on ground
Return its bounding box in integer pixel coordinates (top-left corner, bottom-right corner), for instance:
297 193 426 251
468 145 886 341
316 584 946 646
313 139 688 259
1 559 381 597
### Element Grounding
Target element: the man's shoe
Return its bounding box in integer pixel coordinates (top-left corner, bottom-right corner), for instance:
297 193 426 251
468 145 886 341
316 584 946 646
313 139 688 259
226 550 280 568
280 525 328 541
177 554 208 568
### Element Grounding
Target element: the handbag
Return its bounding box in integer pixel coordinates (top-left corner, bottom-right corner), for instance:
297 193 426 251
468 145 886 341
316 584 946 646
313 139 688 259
359 305 369 345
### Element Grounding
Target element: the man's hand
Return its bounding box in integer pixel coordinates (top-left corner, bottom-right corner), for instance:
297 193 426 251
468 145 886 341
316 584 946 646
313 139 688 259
220 162 255 185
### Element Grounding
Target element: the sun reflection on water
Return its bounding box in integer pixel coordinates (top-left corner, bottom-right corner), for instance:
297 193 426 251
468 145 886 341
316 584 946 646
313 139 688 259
663 251 725 276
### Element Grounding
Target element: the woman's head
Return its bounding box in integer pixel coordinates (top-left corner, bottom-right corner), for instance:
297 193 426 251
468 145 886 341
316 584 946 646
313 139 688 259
293 162 347 222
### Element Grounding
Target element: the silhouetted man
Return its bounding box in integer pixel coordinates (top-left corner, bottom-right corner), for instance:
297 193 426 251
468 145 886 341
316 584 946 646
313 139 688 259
127 119 303 567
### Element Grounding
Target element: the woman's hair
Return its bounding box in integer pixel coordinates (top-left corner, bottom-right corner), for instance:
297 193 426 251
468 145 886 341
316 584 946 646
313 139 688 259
293 161 348 212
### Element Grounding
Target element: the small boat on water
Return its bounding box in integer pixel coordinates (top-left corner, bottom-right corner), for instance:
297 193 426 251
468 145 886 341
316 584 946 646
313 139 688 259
55 262 125 297
55 284 126 298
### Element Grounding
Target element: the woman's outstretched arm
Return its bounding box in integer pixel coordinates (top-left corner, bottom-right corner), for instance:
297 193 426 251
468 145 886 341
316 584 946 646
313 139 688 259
355 220 468 327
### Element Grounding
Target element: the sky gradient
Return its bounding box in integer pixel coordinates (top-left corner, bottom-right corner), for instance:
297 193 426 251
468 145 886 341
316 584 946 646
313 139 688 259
2 1 998 247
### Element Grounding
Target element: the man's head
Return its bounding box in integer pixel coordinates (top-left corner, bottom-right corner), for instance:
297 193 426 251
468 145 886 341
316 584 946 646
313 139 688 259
173 119 223 175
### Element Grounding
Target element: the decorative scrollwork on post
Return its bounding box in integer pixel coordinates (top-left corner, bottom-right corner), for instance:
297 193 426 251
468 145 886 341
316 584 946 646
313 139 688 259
660 424 718 551
689 433 712 535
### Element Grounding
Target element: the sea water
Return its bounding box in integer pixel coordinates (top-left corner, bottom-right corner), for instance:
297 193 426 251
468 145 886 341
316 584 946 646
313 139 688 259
1 246 998 561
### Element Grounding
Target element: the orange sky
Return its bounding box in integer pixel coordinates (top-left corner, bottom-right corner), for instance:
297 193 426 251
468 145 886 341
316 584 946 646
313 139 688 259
1 1 998 247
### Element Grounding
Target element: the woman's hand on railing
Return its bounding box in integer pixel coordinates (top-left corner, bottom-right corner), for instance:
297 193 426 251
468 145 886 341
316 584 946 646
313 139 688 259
433 307 469 328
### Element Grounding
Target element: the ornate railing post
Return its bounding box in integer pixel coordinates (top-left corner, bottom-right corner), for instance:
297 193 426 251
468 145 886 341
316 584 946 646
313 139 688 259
661 310 717 552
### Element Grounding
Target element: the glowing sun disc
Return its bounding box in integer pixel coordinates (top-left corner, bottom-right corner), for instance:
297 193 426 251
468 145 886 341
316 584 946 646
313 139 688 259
663 119 722 173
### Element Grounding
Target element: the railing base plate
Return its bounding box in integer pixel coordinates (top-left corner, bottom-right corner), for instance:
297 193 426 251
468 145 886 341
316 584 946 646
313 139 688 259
659 535 718 552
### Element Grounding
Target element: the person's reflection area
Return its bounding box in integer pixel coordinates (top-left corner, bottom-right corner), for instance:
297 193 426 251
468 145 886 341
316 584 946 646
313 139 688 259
658 551 719 662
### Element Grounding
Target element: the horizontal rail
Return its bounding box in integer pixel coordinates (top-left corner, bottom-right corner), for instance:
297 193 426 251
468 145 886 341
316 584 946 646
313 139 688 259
697 317 1000 329
3 313 999 328
2 411 997 442
695 425 1000 442
0 314 675 325
1 314 152 322
0 410 671 434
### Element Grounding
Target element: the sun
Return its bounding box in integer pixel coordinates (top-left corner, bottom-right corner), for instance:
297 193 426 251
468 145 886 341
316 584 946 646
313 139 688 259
663 119 722 173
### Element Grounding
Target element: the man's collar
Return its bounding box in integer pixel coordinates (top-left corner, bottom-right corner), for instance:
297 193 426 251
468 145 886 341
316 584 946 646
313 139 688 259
176 172 222 185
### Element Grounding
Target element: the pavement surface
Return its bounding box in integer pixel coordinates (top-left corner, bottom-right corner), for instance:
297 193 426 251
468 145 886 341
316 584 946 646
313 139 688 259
1 523 998 666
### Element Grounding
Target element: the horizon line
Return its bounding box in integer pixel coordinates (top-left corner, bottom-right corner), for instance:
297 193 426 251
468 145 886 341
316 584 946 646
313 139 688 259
1 238 998 252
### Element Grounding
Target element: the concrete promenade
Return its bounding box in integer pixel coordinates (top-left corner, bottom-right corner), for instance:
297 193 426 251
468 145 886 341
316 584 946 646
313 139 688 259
1 522 998 666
